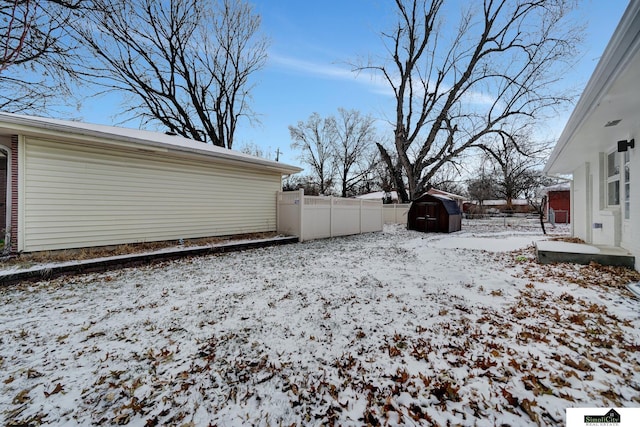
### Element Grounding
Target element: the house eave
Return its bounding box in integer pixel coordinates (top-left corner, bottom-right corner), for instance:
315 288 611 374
544 0 640 175
0 112 302 175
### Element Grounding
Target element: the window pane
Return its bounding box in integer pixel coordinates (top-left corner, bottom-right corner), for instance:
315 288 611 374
608 152 619 177
625 163 630 220
608 180 620 206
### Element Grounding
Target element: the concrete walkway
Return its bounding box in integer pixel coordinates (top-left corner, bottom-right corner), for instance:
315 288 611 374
0 236 299 286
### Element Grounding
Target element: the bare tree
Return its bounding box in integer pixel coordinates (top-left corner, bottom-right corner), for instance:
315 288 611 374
356 0 581 201
467 168 498 213
427 163 466 196
332 108 378 197
0 0 80 113
289 113 336 195
524 173 558 235
238 141 274 160
480 132 550 211
72 0 268 149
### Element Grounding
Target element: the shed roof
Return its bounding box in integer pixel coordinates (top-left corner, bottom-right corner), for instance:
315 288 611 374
542 183 571 192
427 188 465 200
0 112 302 175
415 193 461 215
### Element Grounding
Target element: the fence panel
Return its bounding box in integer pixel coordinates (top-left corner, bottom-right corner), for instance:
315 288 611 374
331 198 362 237
302 197 332 241
276 191 383 242
383 204 410 224
276 190 302 238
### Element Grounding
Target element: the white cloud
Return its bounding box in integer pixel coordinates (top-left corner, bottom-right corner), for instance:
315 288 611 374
268 53 497 107
268 53 393 96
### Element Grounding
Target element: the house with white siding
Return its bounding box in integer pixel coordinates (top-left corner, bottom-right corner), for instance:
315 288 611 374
0 112 301 253
544 0 640 270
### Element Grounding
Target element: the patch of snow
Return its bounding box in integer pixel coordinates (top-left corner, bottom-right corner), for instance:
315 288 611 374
430 236 544 252
536 240 601 254
0 219 637 426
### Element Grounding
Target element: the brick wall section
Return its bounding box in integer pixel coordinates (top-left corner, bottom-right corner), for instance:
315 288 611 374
10 135 18 253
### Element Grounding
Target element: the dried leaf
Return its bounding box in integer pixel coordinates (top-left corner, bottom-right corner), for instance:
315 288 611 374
519 398 539 424
44 383 64 397
501 387 518 407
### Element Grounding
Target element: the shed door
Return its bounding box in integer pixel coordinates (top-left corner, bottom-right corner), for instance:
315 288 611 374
415 202 439 232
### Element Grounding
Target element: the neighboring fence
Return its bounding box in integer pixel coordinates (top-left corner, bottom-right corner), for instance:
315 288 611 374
383 204 410 224
276 189 383 242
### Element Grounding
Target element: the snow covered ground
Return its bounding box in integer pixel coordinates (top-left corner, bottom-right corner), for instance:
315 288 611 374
1 220 639 426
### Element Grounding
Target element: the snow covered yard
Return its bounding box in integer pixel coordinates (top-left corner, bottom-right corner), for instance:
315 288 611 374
1 221 639 426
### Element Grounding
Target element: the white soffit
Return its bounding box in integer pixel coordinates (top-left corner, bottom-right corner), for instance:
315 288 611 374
545 0 640 175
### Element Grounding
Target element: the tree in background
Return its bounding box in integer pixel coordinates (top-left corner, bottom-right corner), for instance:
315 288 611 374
238 141 275 160
467 169 498 214
356 0 581 201
332 108 378 197
427 163 467 196
289 112 336 195
479 132 550 211
72 0 267 149
0 0 80 113
524 172 559 235
289 109 380 197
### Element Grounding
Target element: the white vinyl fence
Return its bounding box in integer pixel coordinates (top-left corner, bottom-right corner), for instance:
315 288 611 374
276 190 383 242
383 204 410 224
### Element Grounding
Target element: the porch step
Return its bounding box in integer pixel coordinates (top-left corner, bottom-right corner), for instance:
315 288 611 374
536 241 635 269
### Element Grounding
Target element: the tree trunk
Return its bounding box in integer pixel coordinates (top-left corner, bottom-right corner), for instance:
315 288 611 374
376 143 409 202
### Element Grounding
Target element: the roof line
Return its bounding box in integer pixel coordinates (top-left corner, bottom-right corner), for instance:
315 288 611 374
0 112 302 175
545 0 640 173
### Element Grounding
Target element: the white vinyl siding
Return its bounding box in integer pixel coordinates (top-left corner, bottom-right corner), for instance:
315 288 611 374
20 137 282 251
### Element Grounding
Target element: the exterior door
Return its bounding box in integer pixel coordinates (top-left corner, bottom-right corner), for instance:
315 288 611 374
415 202 439 232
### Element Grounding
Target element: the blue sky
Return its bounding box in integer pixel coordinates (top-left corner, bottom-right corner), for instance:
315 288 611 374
80 0 630 168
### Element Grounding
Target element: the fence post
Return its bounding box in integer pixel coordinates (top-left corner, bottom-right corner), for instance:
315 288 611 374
328 196 333 238
276 191 280 234
359 199 363 234
298 188 305 242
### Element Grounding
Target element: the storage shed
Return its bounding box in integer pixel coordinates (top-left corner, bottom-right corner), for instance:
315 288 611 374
407 194 462 233
0 112 301 253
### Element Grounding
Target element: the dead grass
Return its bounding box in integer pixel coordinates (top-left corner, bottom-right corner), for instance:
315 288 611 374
549 236 586 244
0 232 279 269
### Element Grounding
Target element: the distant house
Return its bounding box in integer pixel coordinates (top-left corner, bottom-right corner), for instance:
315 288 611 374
544 0 639 269
356 190 399 204
543 183 571 223
0 112 301 253
463 199 534 215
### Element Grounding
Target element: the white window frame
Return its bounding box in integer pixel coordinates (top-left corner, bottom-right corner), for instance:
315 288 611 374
624 151 630 219
607 150 620 207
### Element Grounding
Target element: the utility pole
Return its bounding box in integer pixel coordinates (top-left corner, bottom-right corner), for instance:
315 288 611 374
275 148 281 162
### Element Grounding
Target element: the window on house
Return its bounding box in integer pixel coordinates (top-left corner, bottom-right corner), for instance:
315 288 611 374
607 151 620 206
624 151 630 219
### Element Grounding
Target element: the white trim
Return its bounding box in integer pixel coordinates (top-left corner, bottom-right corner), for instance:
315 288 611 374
0 142 11 250
606 150 621 207
0 112 302 175
17 135 25 252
